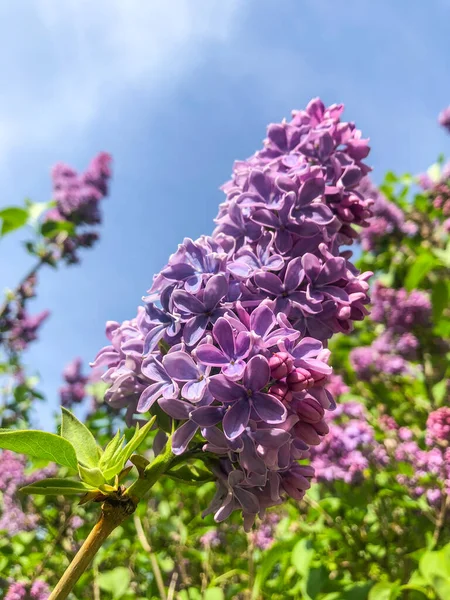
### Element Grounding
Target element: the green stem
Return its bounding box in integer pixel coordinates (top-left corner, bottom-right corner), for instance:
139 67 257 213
48 437 175 600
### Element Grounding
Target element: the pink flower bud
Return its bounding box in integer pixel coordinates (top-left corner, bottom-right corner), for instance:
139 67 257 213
286 368 314 392
296 397 325 423
269 352 293 380
269 383 293 403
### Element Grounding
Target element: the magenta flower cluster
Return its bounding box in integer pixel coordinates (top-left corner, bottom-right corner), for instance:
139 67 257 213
0 451 56 536
350 283 431 380
4 580 49 600
46 152 112 264
92 99 372 527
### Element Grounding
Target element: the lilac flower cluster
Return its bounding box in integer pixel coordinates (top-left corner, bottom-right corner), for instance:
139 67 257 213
4 581 49 600
350 284 431 380
249 511 281 550
45 152 112 264
0 451 56 536
426 407 450 447
59 358 88 408
92 99 372 527
0 274 50 354
358 177 417 252
310 401 387 484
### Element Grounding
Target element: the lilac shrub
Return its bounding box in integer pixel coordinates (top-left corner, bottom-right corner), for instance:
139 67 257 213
92 98 373 527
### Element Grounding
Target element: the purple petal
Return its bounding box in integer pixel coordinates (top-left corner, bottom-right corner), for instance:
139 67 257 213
252 209 279 228
284 256 305 292
252 392 287 424
182 378 207 402
208 375 244 403
172 290 205 315
163 351 199 381
195 344 228 366
252 428 290 448
235 331 251 359
191 406 224 427
141 358 169 383
158 397 192 419
254 272 284 296
302 253 322 282
223 400 251 440
222 360 246 380
137 383 165 412
275 229 293 254
162 263 195 281
292 337 323 360
213 318 235 358
250 305 275 338
172 420 198 455
203 274 228 311
243 355 270 392
265 255 284 271
298 177 325 205
143 325 166 354
183 314 209 346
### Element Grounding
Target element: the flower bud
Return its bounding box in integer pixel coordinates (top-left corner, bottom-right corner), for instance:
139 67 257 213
293 422 321 446
269 352 293 380
286 368 314 392
269 383 292 403
296 397 325 423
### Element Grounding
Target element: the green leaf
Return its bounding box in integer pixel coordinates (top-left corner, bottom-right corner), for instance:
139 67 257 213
431 280 450 324
204 589 224 600
419 547 450 599
251 540 295 600
99 430 124 470
0 429 77 470
78 464 106 487
405 253 437 291
98 567 131 599
20 478 94 496
0 207 28 236
61 407 101 468
291 538 314 577
368 582 401 600
102 417 156 481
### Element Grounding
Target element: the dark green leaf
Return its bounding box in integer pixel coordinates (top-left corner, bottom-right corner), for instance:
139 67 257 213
431 280 450 323
0 429 77 470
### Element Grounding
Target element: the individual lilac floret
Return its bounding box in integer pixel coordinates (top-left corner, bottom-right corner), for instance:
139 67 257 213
208 356 287 440
173 274 229 346
195 318 251 380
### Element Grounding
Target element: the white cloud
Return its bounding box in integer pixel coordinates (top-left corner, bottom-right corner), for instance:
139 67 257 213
0 0 242 164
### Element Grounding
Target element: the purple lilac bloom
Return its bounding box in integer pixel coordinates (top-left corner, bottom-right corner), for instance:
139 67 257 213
92 99 372 528
358 177 416 252
310 402 386 484
45 152 112 264
4 583 28 600
426 408 450 447
30 581 50 600
371 283 431 332
250 512 280 549
59 357 88 408
5 309 50 353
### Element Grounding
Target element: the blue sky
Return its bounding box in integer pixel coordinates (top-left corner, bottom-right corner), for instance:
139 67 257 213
1 0 450 426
